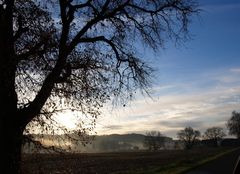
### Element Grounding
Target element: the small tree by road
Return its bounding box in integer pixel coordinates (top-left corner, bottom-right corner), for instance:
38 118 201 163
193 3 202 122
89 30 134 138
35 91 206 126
203 127 226 146
227 111 240 139
177 127 201 150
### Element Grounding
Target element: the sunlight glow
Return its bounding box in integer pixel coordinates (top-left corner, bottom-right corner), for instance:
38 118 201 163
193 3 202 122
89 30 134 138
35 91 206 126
54 110 78 130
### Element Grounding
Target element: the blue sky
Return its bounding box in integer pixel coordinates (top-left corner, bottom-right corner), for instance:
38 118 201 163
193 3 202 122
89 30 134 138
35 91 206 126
92 0 240 138
156 0 240 84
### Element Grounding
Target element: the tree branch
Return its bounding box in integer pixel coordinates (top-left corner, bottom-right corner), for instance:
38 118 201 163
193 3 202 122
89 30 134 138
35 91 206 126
13 14 28 41
127 1 178 14
19 1 80 125
17 41 45 60
77 36 128 62
69 0 130 51
71 0 92 9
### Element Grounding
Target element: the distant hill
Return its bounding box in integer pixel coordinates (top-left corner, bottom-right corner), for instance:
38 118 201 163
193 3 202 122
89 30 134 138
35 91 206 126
72 133 148 152
96 133 146 143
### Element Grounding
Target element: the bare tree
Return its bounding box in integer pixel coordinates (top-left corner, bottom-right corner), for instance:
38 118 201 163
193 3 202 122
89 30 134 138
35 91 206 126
144 131 165 151
177 127 201 150
227 111 240 139
203 127 226 146
0 0 198 173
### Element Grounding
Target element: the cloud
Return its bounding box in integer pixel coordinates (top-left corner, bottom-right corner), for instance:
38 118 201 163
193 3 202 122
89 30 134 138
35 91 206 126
230 68 240 73
102 125 123 131
158 120 204 129
95 67 240 138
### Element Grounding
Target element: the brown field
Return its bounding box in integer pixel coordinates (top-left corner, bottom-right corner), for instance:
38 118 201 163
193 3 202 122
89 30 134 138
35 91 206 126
21 147 231 174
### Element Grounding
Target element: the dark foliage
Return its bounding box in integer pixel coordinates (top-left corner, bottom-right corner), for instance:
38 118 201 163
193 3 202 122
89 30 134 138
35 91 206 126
177 127 201 149
203 127 226 146
144 131 168 151
227 111 240 139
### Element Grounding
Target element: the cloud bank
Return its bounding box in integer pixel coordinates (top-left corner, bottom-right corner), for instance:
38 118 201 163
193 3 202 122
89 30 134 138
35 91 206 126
96 68 240 138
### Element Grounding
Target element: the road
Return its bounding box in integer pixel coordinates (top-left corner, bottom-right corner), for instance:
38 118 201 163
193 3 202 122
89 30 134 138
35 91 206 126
186 148 240 174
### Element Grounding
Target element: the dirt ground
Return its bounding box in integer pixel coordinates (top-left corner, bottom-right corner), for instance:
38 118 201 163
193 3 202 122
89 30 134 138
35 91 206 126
21 148 230 174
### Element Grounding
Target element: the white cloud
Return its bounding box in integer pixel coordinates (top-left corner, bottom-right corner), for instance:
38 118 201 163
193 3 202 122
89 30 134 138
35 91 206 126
230 68 240 73
95 68 240 138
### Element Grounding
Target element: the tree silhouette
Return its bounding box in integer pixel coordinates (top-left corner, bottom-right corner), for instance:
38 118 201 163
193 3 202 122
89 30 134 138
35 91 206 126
177 127 201 150
227 111 240 139
203 127 226 146
0 0 198 173
144 131 165 151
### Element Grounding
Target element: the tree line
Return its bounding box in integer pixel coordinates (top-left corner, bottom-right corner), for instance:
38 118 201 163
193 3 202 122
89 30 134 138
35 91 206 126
144 111 240 150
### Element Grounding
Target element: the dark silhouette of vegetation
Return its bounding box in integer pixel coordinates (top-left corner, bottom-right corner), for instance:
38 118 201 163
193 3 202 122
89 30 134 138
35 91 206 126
203 127 226 146
227 111 240 139
0 0 198 173
177 127 201 150
144 131 166 151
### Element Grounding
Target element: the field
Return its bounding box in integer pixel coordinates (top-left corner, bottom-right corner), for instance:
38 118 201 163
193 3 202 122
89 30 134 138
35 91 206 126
21 147 234 174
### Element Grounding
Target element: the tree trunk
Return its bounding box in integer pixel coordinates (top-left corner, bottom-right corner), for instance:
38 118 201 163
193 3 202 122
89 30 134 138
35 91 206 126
0 121 24 174
0 4 24 173
0 74 24 174
0 58 24 173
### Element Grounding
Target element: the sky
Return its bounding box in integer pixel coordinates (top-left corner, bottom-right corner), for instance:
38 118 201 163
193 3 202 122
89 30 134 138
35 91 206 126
90 0 240 138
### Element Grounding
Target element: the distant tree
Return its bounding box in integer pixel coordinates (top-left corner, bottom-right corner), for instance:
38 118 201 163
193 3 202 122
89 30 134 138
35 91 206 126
144 131 165 151
177 127 201 150
227 111 240 139
132 146 139 151
203 127 226 146
0 0 198 173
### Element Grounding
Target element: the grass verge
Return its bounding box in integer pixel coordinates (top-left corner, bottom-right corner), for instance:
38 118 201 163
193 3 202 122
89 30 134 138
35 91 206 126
130 147 240 174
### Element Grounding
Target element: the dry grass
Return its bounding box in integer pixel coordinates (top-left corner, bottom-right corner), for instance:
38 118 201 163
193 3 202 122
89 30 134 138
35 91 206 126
21 147 232 174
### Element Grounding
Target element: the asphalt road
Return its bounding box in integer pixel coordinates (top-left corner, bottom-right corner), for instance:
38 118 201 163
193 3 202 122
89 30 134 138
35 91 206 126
186 148 240 174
